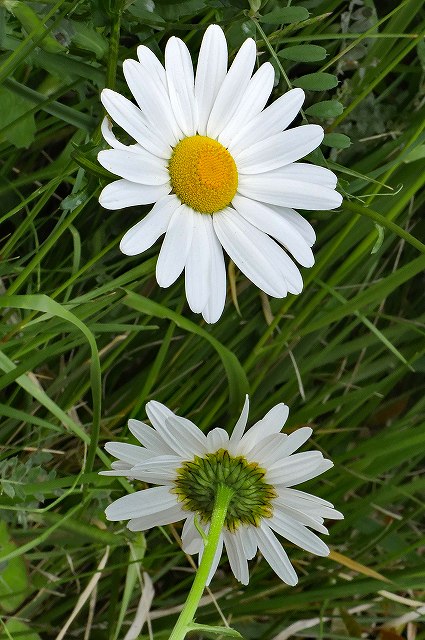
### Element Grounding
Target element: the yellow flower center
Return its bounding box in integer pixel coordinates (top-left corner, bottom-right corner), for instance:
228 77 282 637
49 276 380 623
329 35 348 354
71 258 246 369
168 135 238 214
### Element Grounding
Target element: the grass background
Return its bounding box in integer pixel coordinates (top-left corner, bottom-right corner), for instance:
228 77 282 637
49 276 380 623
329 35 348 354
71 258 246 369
1 0 425 638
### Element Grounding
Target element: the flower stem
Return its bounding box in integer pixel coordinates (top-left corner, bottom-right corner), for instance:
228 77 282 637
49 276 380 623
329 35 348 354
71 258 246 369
169 484 234 640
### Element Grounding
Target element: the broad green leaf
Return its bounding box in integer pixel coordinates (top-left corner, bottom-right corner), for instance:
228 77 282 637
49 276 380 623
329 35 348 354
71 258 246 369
123 291 249 411
293 72 338 91
68 20 109 58
0 522 29 612
322 132 352 149
260 7 309 24
305 100 344 118
403 144 425 163
0 87 36 148
0 619 41 640
278 44 327 62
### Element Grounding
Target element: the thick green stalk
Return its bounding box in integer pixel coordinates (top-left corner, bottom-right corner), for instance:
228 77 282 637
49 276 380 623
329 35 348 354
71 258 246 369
169 485 234 640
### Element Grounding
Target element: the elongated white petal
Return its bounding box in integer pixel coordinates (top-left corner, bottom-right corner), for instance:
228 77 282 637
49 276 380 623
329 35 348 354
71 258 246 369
240 525 257 560
98 149 169 186
273 503 329 534
105 486 177 521
123 59 181 146
120 195 179 256
218 62 275 147
238 173 343 210
195 24 228 135
268 511 329 556
182 514 203 554
207 38 257 139
266 451 325 484
156 205 194 287
101 89 171 158
165 37 197 136
213 208 287 297
185 213 211 314
205 427 229 453
127 502 185 531
223 530 249 585
128 418 176 455
104 442 150 465
256 522 298 586
101 116 139 152
202 223 227 324
253 230 304 294
146 400 207 457
232 195 314 267
203 532 224 586
228 88 305 155
277 487 335 509
137 44 167 87
236 125 324 174
99 180 170 211
269 205 316 247
131 455 180 483
238 403 289 455
228 395 249 454
275 162 337 189
251 429 313 469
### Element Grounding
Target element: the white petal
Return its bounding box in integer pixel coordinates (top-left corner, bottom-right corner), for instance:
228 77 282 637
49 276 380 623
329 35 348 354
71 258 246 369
238 173 343 211
232 195 314 267
137 44 167 87
268 512 330 556
238 403 289 455
274 162 338 189
253 230 304 295
127 502 185 531
165 37 197 136
277 487 335 509
185 213 212 313
280 427 313 456
228 395 249 454
239 525 257 560
203 532 224 586
156 205 194 287
105 486 177 521
104 441 149 465
256 522 298 585
97 149 169 185
99 180 170 210
123 59 181 146
202 224 226 324
146 400 207 457
247 433 287 468
273 503 329 534
120 195 180 256
235 125 324 174
213 208 287 297
207 38 257 139
195 24 227 136
228 88 305 155
128 418 176 455
205 427 229 453
269 454 333 486
268 205 316 247
218 62 275 148
101 116 138 152
181 514 204 554
101 89 172 158
129 458 180 484
223 530 249 585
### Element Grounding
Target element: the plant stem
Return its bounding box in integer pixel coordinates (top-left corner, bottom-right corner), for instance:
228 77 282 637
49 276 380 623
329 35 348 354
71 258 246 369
169 485 234 640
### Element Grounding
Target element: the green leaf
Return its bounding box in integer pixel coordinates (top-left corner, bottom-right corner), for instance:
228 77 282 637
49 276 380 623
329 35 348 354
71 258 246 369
0 619 41 640
278 44 327 62
322 133 352 149
0 522 29 613
305 100 344 118
371 224 385 254
403 144 425 163
123 291 249 412
188 622 243 638
68 20 109 58
259 6 309 24
293 72 338 91
0 87 36 148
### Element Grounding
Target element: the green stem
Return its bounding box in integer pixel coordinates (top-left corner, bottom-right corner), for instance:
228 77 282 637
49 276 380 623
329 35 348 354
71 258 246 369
169 485 234 640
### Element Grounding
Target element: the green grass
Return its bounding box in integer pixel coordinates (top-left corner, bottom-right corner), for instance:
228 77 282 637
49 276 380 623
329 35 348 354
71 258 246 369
1 0 425 638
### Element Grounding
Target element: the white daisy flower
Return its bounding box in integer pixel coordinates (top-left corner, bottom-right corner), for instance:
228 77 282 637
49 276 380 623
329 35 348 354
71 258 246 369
102 397 343 586
98 25 342 323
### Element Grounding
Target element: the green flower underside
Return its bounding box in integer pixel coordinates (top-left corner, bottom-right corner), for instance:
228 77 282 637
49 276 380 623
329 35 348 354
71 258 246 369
172 449 277 532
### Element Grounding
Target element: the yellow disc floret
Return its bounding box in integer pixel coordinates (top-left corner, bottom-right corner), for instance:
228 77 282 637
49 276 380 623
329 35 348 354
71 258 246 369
168 135 238 214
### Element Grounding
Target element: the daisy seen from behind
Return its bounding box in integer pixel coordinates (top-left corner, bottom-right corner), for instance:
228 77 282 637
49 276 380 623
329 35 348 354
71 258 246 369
102 396 343 590
98 25 342 323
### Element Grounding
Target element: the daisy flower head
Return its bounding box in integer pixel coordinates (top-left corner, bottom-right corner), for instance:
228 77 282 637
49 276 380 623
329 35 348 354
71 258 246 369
98 25 342 323
102 397 343 586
